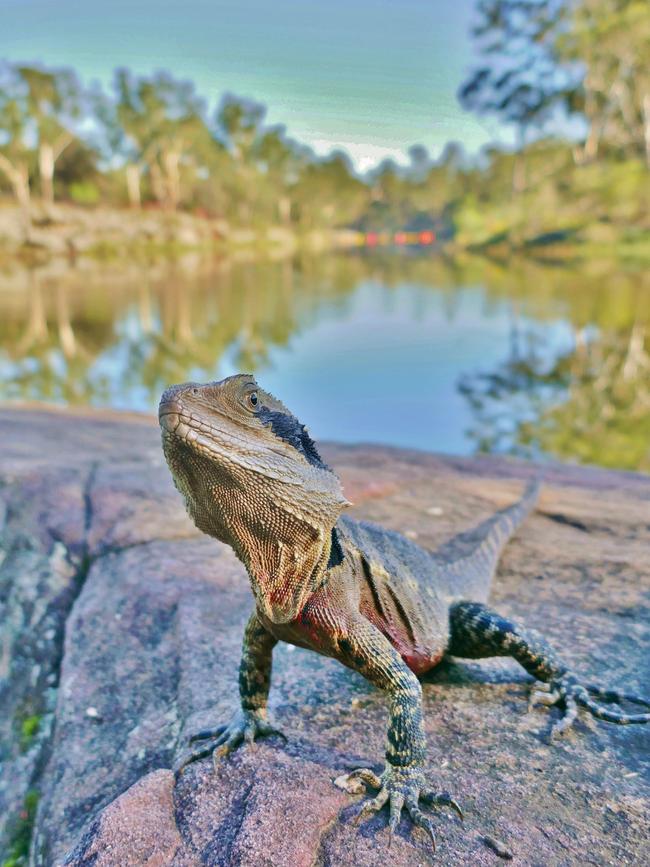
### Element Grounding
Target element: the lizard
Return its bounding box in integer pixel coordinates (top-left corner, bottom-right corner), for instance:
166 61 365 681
159 373 650 849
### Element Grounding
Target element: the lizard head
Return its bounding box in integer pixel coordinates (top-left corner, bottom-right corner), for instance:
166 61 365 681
159 374 350 623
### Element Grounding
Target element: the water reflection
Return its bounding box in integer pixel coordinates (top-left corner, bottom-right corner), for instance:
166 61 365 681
0 252 648 470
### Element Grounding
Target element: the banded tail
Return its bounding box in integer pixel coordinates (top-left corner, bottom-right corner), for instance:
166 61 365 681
439 478 541 601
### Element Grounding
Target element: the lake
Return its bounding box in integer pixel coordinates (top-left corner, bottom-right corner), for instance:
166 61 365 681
0 251 648 471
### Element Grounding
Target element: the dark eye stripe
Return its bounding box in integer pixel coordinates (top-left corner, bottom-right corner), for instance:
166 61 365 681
256 405 329 470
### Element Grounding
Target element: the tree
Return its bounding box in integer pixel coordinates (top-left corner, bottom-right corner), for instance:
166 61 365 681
252 126 309 223
559 0 650 164
0 63 32 209
112 70 211 210
213 94 267 222
92 81 142 207
406 144 431 182
16 64 83 203
294 150 367 229
214 94 266 159
149 73 211 210
458 0 581 191
460 0 650 168
459 1 578 133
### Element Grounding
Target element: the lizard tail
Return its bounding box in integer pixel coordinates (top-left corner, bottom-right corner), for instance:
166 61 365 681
443 477 541 600
478 476 541 555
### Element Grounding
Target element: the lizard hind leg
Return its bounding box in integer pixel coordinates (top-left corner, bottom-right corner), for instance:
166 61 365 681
448 601 650 738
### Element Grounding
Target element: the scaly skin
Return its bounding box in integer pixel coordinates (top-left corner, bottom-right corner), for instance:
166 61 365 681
159 375 650 850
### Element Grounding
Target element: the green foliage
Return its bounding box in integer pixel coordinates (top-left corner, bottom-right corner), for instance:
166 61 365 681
459 0 578 134
452 140 648 252
2 789 39 867
453 0 650 254
19 714 41 751
558 0 650 162
68 181 100 205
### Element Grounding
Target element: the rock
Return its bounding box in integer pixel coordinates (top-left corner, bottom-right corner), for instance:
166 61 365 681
0 406 648 866
62 770 182 866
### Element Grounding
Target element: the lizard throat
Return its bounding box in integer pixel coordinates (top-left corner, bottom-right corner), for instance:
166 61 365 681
234 520 333 625
162 429 337 624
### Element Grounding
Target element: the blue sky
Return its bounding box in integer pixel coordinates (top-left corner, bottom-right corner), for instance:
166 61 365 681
2 0 512 170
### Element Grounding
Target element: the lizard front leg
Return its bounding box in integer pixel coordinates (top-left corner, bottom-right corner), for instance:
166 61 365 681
176 611 285 773
335 617 461 848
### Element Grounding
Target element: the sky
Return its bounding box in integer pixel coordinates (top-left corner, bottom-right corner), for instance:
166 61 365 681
1 0 513 171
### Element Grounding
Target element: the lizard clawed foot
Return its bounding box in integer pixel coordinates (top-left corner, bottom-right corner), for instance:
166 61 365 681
175 708 286 775
528 673 650 739
335 765 462 849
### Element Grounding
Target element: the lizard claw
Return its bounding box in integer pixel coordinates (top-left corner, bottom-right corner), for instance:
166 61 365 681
420 789 464 822
175 709 286 775
528 686 561 712
338 764 460 848
528 673 650 738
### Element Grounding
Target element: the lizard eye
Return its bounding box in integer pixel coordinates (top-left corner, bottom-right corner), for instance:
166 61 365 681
247 391 258 409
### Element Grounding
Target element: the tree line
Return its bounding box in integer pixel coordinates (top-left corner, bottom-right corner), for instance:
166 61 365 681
0 0 647 244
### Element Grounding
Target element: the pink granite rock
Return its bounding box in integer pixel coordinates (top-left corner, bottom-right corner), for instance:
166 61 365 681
0 407 648 866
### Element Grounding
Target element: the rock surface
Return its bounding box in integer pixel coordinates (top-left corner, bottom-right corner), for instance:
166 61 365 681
0 405 648 866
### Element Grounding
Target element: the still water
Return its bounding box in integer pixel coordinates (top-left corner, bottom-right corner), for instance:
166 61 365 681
0 252 648 470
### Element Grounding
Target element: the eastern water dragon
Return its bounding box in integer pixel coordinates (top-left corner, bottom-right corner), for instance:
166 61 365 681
159 374 649 849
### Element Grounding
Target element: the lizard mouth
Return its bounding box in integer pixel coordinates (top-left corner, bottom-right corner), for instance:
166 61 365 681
158 397 246 466
159 390 193 438
158 401 182 434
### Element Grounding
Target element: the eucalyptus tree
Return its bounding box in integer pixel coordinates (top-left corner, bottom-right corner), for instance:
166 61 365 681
213 94 267 222
459 1 579 135
460 0 650 168
0 62 32 209
16 64 84 203
252 125 311 224
113 69 211 209
458 0 581 192
92 79 143 206
558 0 650 164
294 150 368 228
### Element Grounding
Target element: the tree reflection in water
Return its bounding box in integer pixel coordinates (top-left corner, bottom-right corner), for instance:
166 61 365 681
0 252 647 470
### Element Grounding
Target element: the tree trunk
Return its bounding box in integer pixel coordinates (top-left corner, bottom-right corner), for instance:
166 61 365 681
125 164 141 208
511 127 526 195
278 196 291 225
149 161 166 205
163 151 181 210
39 134 73 204
0 153 31 211
582 122 601 163
39 143 55 204
643 93 650 169
14 162 31 211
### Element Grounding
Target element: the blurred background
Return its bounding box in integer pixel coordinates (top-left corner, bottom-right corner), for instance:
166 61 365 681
0 0 648 470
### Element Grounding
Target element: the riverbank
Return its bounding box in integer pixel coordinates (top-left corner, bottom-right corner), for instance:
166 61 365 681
1 405 649 865
0 202 363 263
1 200 648 265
